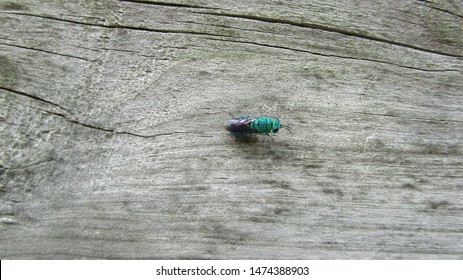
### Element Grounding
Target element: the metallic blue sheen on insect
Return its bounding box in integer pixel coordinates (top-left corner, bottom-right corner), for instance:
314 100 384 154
224 116 290 135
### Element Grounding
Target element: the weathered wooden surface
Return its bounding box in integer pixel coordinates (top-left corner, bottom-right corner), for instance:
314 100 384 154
1 0 462 259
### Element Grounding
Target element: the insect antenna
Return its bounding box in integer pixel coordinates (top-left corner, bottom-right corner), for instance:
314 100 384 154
280 125 293 134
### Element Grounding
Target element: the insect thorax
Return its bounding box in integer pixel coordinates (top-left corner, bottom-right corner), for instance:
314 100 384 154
252 117 277 133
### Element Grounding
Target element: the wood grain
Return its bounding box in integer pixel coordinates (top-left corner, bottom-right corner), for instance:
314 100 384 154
1 0 462 259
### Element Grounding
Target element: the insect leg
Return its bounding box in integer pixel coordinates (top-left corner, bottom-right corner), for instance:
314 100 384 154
266 133 275 142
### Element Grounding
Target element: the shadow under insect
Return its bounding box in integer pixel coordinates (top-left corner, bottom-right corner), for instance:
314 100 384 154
228 136 297 168
229 134 260 143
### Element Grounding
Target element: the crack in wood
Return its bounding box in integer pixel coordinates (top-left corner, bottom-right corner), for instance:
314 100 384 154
2 87 191 139
2 159 56 171
205 37 460 73
5 10 462 60
3 11 461 71
0 42 93 62
192 10 463 58
41 109 192 139
416 0 463 18
0 87 69 112
118 0 218 10
1 12 234 39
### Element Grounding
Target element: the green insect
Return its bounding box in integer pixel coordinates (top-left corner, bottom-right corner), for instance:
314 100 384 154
224 115 291 136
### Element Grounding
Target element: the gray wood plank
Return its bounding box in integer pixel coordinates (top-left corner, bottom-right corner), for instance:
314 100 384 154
1 0 462 259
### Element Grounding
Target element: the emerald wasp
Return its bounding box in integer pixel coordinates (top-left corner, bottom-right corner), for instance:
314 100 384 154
224 115 291 136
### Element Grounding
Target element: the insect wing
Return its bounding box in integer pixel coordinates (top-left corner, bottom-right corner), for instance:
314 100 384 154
224 117 256 134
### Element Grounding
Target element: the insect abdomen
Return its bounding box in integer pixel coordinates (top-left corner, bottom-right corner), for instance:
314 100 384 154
224 118 256 134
